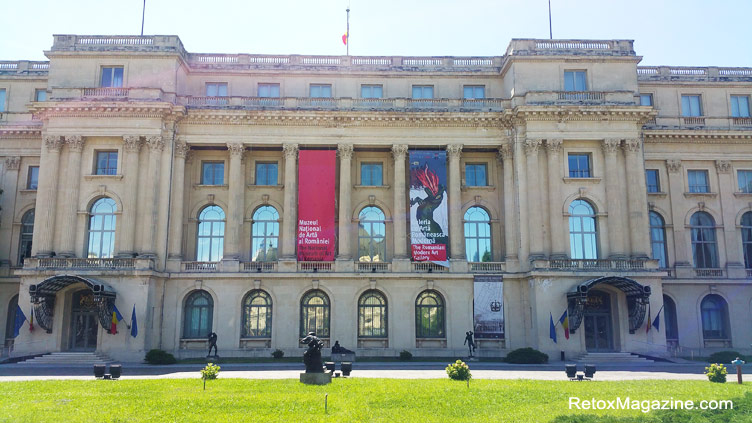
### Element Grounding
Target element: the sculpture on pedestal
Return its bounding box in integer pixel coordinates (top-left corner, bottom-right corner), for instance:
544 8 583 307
300 332 324 373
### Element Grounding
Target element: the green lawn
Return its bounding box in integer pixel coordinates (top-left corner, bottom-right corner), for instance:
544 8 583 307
0 379 750 422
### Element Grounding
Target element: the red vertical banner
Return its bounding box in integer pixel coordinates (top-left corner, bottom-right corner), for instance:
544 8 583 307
297 150 336 261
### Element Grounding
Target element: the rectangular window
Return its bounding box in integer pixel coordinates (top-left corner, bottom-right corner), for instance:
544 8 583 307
361 85 383 99
205 83 228 97
646 169 660 193
465 163 488 186
310 84 332 98
27 166 39 190
738 170 752 193
463 86 486 99
255 162 278 185
640 94 653 106
35 89 47 102
201 161 225 185
411 85 434 99
360 163 383 186
568 154 591 178
0 89 6 112
731 95 751 118
681 95 702 117
564 71 587 91
95 151 118 175
100 67 124 87
688 170 710 193
258 83 280 98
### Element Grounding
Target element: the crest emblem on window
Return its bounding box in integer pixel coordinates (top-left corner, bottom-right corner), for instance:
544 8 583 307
490 300 501 313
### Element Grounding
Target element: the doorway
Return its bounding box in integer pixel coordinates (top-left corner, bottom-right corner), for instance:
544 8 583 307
68 290 98 351
583 290 613 351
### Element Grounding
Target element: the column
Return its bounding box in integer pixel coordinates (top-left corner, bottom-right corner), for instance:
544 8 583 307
666 159 691 268
167 140 189 260
624 139 650 258
603 138 626 258
280 143 298 259
498 143 517 262
57 136 85 257
0 157 20 265
391 144 409 259
32 135 63 257
715 160 744 275
513 131 529 264
139 135 164 258
545 139 566 258
117 136 142 257
524 139 544 259
446 144 464 261
224 142 246 260
336 143 353 260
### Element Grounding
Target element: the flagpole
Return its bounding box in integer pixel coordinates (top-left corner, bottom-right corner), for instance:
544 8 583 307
346 6 350 56
141 0 146 36
548 0 552 39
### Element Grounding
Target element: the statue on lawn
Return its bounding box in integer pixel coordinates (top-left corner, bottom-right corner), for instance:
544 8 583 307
464 331 476 357
207 332 218 357
300 332 324 373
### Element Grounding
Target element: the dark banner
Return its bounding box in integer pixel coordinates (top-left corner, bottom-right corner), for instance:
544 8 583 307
473 275 504 339
297 150 336 261
409 150 449 266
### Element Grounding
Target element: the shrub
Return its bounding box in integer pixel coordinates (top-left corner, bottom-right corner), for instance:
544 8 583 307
399 350 413 361
446 359 472 381
271 349 285 359
705 363 727 383
144 349 177 365
708 351 744 364
504 347 549 364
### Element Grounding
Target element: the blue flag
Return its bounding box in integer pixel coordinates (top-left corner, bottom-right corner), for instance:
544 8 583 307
113 305 124 322
652 306 663 332
549 312 557 343
130 304 138 338
13 305 27 337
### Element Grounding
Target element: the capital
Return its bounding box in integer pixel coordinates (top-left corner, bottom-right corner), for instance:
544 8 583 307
523 139 541 156
145 136 165 152
123 135 143 153
227 142 246 157
715 160 732 174
391 144 408 160
65 135 85 152
545 139 563 154
666 159 682 173
4 156 20 170
337 143 354 160
603 138 621 154
174 140 190 159
446 144 463 158
497 143 513 162
43 135 63 152
282 143 299 159
623 138 641 153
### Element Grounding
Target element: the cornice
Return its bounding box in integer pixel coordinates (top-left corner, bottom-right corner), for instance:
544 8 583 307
512 106 655 122
644 130 752 142
0 125 43 138
30 102 183 120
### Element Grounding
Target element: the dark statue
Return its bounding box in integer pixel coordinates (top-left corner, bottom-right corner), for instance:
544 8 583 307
207 332 218 357
300 332 324 373
331 340 354 355
464 331 476 357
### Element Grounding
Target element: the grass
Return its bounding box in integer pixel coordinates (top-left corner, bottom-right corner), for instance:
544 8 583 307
0 379 751 422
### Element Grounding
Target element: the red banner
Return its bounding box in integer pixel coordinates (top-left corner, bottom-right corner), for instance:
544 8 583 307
297 150 336 261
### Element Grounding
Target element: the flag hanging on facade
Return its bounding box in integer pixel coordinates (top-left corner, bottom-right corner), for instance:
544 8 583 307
130 304 138 338
110 305 124 334
652 305 663 332
29 306 33 331
13 305 27 337
559 309 570 340
549 312 557 343
342 33 348 45
645 304 651 333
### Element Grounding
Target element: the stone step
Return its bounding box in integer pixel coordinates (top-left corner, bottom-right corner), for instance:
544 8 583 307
19 352 114 365
576 352 652 363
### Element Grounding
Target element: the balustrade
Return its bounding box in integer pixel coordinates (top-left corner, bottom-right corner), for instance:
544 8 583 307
298 261 334 272
242 261 278 272
356 262 391 272
181 261 218 272
37 257 136 269
412 262 448 272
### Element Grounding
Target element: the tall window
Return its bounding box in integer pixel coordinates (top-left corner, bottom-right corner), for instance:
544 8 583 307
5 295 18 340
741 212 752 269
360 163 383 186
100 67 123 87
738 170 752 193
701 294 729 340
465 164 487 187
197 206 225 262
463 86 485 99
258 83 280 98
465 207 492 262
688 170 709 193
646 169 660 193
731 95 750 117
87 198 117 258
27 166 39 190
681 95 702 117
639 94 653 106
0 89 6 112
251 206 279 262
411 85 434 99
690 212 718 268
201 162 224 185
255 162 278 185
18 209 34 266
361 85 383 99
663 295 679 342
95 151 118 175
310 84 332 98
358 290 387 338
358 207 386 262
415 290 444 338
569 199 598 259
242 290 272 338
649 212 668 268
300 290 330 337
183 290 213 339
568 154 591 178
564 70 587 91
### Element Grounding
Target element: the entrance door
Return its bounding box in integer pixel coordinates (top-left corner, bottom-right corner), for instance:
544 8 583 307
69 290 98 351
583 290 613 351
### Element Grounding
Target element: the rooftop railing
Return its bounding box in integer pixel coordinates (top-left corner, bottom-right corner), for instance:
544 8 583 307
0 61 51 75
637 66 752 81
506 39 635 57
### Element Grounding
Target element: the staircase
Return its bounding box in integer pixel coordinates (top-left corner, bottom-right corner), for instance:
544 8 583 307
18 352 113 365
576 352 653 363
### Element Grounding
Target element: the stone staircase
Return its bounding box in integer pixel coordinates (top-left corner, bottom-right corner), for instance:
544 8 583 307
18 352 113 365
576 352 653 363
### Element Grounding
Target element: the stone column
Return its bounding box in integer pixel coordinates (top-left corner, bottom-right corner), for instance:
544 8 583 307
117 136 142 257
32 135 63 257
392 144 409 261
167 140 189 261
446 144 464 261
715 159 744 276
666 159 691 270
57 136 85 257
0 157 20 265
280 143 298 259
624 139 650 258
545 139 566 258
139 135 164 258
603 138 626 258
513 131 529 265
336 143 354 261
524 139 544 259
224 142 246 260
498 143 517 262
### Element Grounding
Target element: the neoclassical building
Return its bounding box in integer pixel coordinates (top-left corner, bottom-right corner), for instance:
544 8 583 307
0 35 750 361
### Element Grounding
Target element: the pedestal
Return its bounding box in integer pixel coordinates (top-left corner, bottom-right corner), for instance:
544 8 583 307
300 372 332 385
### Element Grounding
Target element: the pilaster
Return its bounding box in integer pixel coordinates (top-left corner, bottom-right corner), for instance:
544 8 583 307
623 138 650 258
32 135 64 257
57 136 85 257
280 143 299 264
446 144 465 269
224 142 246 261
167 139 189 268
138 135 164 258
603 138 626 258
336 143 354 265
117 135 143 257
391 144 409 269
524 138 544 259
545 139 566 258
0 156 20 265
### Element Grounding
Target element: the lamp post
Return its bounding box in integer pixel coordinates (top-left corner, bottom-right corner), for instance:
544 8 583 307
732 357 745 384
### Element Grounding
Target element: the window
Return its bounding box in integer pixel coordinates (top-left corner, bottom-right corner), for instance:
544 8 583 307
731 95 750 117
35 89 47 102
358 207 386 262
100 67 123 87
361 85 383 99
568 154 591 178
183 290 213 339
258 83 280 98
201 161 224 185
739 170 752 193
463 86 486 99
255 162 278 186
358 290 387 338
197 206 225 262
649 212 668 268
663 295 679 342
415 290 444 338
27 166 39 190
688 170 709 193
690 212 718 268
242 290 272 338
87 198 117 258
741 212 752 269
5 295 18 340
18 209 34 266
465 207 492 262
569 199 598 259
564 70 587 91
251 206 279 262
639 94 653 106
205 83 227 97
360 163 383 186
300 290 330 337
646 169 660 192
95 151 118 175
0 89 5 112
411 85 434 99
310 84 332 98
465 163 487 187
701 294 729 340
681 95 702 117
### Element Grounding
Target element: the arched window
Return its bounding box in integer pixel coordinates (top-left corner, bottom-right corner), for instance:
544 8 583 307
569 199 598 259
701 294 730 340
87 198 117 258
690 212 718 268
242 290 272 338
251 206 279 262
358 290 387 338
649 212 668 268
358 207 386 262
742 212 752 269
183 290 213 339
464 207 492 262
300 290 330 337
197 206 225 262
5 295 18 340
415 290 445 338
18 209 34 265
663 295 679 343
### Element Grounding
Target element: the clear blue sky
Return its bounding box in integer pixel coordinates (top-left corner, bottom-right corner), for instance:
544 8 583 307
1 0 750 67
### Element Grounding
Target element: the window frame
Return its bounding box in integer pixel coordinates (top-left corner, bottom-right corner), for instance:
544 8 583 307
569 199 598 259
251 206 279 262
681 94 703 117
201 161 225 186
358 290 388 338
567 153 592 178
358 207 386 263
196 205 225 262
360 162 383 186
94 150 119 176
100 66 124 88
0 88 6 112
639 93 653 106
646 169 660 193
687 169 710 193
86 197 117 259
741 212 752 269
649 211 668 268
26 166 39 190
730 95 750 118
300 290 330 338
34 89 47 102
690 212 719 269
700 294 730 340
18 209 34 266
464 163 488 187
257 83 280 98
415 290 445 338
360 84 383 99
255 161 279 186
464 206 492 262
241 290 272 338
564 70 587 91
411 85 434 99
738 170 752 193
309 84 333 98
182 290 213 339
463 85 486 99
205 82 228 97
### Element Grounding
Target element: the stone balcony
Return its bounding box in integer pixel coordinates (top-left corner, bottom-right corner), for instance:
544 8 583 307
173 260 505 274
531 258 659 272
521 90 636 106
49 87 173 102
644 115 752 130
22 257 153 271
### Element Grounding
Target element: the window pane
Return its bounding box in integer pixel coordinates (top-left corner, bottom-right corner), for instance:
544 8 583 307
575 71 587 90
640 94 653 106
35 90 47 102
646 169 659 192
28 166 39 189
113 68 123 87
564 72 574 91
739 170 752 193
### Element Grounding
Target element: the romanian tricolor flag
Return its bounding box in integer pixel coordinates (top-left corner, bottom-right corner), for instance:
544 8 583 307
559 310 570 340
342 32 348 45
110 305 124 334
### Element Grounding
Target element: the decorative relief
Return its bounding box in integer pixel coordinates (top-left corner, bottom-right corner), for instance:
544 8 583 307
523 139 541 156
666 159 682 173
623 138 641 153
43 135 63 152
446 144 463 158
173 140 189 158
715 160 732 174
227 142 246 157
603 138 621 154
497 143 513 161
391 144 408 160
123 135 142 153
65 135 85 152
145 136 165 152
4 156 20 170
545 139 563 154
337 143 354 160
282 143 298 159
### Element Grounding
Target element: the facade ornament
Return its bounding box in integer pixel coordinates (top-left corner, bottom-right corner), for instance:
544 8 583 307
603 138 621 154
123 135 142 153
523 138 541 156
545 138 563 154
698 201 705 211
227 142 245 157
43 135 63 152
145 136 165 152
666 159 682 173
446 144 463 158
173 140 189 158
391 144 408 160
715 160 732 174
337 143 354 160
65 135 85 152
4 156 20 170
497 143 513 161
282 143 299 159
623 138 641 153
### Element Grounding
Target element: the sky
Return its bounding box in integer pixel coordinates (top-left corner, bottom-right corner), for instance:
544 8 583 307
1 0 751 67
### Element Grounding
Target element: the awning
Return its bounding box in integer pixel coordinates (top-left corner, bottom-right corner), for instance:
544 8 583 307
28 275 117 333
566 276 651 334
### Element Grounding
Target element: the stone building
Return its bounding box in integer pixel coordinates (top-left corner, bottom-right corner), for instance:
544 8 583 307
0 35 750 361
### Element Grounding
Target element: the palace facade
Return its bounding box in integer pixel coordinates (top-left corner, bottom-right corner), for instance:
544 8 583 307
0 35 750 361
